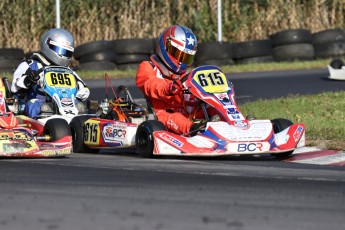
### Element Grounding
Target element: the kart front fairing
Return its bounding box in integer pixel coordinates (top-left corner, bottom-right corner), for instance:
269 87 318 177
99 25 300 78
41 66 79 118
150 65 305 156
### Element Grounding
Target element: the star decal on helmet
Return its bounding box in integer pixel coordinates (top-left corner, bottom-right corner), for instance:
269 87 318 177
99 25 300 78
186 36 195 46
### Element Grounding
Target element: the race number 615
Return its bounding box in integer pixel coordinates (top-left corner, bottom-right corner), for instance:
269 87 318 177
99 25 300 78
197 71 225 87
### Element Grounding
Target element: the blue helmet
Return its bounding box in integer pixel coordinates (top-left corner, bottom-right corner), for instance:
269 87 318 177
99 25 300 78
156 25 197 74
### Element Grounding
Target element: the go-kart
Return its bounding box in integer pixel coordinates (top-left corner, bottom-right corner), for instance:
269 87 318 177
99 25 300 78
0 77 72 157
328 59 345 80
135 65 306 158
70 75 148 153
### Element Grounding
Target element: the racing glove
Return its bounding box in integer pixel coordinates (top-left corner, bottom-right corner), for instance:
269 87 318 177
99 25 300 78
189 120 207 136
164 79 183 96
76 87 90 101
23 68 40 87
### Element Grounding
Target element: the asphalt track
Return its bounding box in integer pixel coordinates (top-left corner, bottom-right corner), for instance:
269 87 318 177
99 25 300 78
1 68 345 230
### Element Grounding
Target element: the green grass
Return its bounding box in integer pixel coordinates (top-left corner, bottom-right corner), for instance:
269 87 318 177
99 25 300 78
239 91 345 150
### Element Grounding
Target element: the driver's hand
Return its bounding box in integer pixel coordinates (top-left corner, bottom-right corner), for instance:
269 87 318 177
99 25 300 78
164 79 183 96
76 87 90 101
24 68 40 87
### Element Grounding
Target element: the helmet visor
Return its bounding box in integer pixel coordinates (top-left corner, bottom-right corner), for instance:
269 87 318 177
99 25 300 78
167 45 195 65
48 43 73 58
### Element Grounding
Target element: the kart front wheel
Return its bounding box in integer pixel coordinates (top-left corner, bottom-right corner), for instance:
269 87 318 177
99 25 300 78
271 118 293 134
43 118 71 141
135 120 166 158
271 118 294 158
70 115 99 153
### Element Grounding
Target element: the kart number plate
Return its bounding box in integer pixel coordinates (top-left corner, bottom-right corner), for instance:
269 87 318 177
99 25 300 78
193 69 229 93
44 68 77 88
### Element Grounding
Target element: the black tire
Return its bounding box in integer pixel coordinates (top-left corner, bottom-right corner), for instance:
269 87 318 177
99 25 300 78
330 59 344 69
195 42 233 61
271 118 293 133
0 48 25 60
70 115 99 153
273 43 314 61
74 40 114 60
117 63 141 70
0 68 16 74
235 55 274 65
135 120 166 158
233 39 273 59
112 38 154 54
269 29 312 47
312 28 345 44
78 61 117 71
79 51 117 63
43 118 71 142
195 58 235 67
271 118 294 158
0 59 22 68
115 54 150 64
314 40 345 59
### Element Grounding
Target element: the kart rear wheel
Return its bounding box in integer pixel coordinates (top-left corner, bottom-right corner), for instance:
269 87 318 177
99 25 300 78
135 120 166 158
70 115 99 153
43 118 71 142
271 118 294 158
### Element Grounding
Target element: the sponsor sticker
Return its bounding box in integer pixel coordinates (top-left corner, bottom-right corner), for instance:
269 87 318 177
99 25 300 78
293 125 303 142
227 142 270 153
158 133 183 147
234 120 248 129
102 123 127 141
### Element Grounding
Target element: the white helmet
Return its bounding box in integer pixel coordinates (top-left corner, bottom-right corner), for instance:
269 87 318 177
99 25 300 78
40 28 74 66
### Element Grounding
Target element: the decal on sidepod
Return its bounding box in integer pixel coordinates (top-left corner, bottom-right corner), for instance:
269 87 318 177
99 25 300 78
102 123 127 142
208 121 272 141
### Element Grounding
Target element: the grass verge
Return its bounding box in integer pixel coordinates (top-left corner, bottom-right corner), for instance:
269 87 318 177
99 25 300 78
240 91 345 151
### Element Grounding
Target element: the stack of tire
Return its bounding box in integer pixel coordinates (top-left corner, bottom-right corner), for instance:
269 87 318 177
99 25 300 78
194 41 234 67
112 38 154 70
312 28 345 59
232 39 274 64
269 29 314 61
74 40 117 71
0 48 25 73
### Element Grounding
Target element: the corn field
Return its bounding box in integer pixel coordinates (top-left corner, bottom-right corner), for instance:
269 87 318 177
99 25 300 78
0 0 344 53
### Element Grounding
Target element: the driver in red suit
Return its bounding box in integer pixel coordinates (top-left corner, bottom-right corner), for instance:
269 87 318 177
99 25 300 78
136 25 216 135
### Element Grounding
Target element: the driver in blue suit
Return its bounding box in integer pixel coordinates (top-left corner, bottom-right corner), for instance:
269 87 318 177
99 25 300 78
11 28 90 118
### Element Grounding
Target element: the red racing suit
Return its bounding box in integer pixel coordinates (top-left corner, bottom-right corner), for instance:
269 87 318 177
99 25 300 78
136 55 209 135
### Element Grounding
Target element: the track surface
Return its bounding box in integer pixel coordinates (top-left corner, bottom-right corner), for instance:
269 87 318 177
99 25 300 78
0 152 344 230
1 68 345 230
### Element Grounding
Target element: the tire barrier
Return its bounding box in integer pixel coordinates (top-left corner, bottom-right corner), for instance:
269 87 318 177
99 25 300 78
0 48 24 73
112 38 153 70
269 29 314 61
74 40 117 71
313 28 345 59
2 28 344 72
233 39 274 64
73 38 154 71
194 41 234 66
